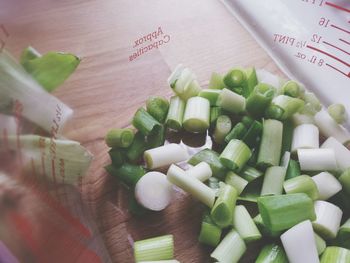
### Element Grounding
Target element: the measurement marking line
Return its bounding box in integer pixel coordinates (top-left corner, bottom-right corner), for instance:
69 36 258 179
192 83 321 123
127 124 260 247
326 63 350 78
331 24 350 35
306 44 350 67
323 40 350 56
325 2 350 13
339 38 350 46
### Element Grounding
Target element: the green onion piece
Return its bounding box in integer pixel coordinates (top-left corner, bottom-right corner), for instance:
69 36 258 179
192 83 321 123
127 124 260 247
198 212 222 246
198 89 221 106
257 119 283 169
105 128 134 148
213 115 232 144
183 96 210 133
285 159 301 180
321 136 350 171
223 68 247 95
133 108 161 136
320 246 350 263
186 162 212 182
233 205 262 242
147 125 165 149
220 139 252 171
188 149 228 180
225 122 248 143
167 64 184 89
217 88 246 114
166 96 185 131
210 107 222 127
253 214 282 237
210 184 237 228
314 232 326 255
339 169 350 195
238 177 263 203
242 120 263 148
208 72 226 90
108 148 127 167
247 148 259 166
146 96 169 123
167 164 215 207
225 171 248 195
312 201 343 239
208 177 221 195
292 113 316 126
281 119 294 155
245 67 258 98
239 165 263 182
210 229 246 263
311 172 342 200
255 243 288 263
300 92 322 115
283 175 319 200
134 234 174 262
336 218 350 250
328 103 347 124
257 193 316 232
241 115 254 128
105 163 145 187
265 105 285 120
246 83 275 118
271 95 305 120
261 166 287 196
297 148 338 171
291 124 319 153
127 131 148 162
282 80 301 98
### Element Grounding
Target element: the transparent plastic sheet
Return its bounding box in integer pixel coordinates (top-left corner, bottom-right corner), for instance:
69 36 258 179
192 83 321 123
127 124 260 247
0 51 112 263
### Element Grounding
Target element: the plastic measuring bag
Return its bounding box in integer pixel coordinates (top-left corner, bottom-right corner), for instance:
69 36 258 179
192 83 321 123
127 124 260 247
222 0 350 128
0 50 112 263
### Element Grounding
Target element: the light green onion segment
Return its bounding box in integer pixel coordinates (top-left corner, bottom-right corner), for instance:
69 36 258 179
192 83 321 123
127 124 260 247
255 243 288 263
225 171 248 195
105 128 134 148
220 139 251 171
166 96 185 131
182 96 210 133
146 96 169 123
283 175 320 200
217 88 246 114
328 103 348 124
261 166 286 196
320 246 350 263
134 234 174 262
213 115 232 144
198 212 222 247
233 205 262 242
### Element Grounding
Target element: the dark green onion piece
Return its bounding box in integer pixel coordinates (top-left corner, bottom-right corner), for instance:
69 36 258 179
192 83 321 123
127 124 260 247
265 105 285 120
128 195 148 216
247 147 259 166
225 122 247 143
253 214 282 238
146 125 165 149
198 212 222 246
239 165 263 182
255 243 288 263
339 168 350 195
245 67 258 98
133 107 161 136
335 218 350 250
220 139 252 171
246 83 275 118
126 131 148 162
105 128 134 148
285 159 301 180
281 119 294 155
146 96 169 123
241 115 254 128
242 120 263 148
257 193 316 232
223 68 247 95
188 149 227 180
108 148 127 167
105 163 145 187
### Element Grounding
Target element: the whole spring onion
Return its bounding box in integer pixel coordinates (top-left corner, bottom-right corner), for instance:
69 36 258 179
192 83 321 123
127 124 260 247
146 96 169 123
233 205 262 242
134 235 174 262
320 246 350 263
133 108 161 136
213 115 232 144
166 96 185 131
182 96 210 133
246 83 275 118
105 128 134 148
219 139 252 171
283 175 320 200
198 212 222 247
217 88 246 114
328 103 347 124
255 243 288 263
311 172 342 200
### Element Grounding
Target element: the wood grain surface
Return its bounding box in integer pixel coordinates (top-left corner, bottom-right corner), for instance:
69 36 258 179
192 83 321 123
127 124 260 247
1 0 285 262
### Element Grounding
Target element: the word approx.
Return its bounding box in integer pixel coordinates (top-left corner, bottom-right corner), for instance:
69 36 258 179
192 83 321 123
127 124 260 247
129 26 170 62
0 24 9 53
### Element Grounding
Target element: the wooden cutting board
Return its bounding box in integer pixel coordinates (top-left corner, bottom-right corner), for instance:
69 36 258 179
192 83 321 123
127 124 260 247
2 0 285 262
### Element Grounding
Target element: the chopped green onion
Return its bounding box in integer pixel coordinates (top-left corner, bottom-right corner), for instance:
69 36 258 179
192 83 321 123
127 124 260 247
321 137 350 171
188 149 227 180
167 64 184 89
210 229 246 263
127 131 148 162
225 171 248 195
144 143 189 169
210 106 223 127
281 80 301 98
239 165 263 182
280 151 291 168
314 109 350 145
312 172 342 200
265 105 285 120
245 67 258 98
257 119 283 169
128 195 149 216
133 108 161 136
167 164 215 207
291 113 316 126
312 200 343 239
270 95 305 120
255 243 288 263
246 83 275 118
336 218 350 250
253 214 281 237
213 115 232 144
314 232 326 255
320 246 350 263
183 96 210 133
258 193 316 232
217 88 246 114
285 159 301 180
108 148 127 167
280 220 319 263
208 177 221 194
233 205 262 242
241 115 254 128
242 120 263 148
261 166 286 196
198 212 222 246
291 124 319 153
247 147 259 166
147 125 165 149
220 139 252 171
186 162 212 182
339 168 350 195
283 175 319 200
300 92 322 116
297 148 338 171
105 163 145 187
135 171 173 211
328 103 347 124
134 234 174 262
166 96 185 131
210 184 237 228
105 128 134 148
146 96 169 123
208 72 226 90
223 68 247 95
198 89 221 106
225 122 248 143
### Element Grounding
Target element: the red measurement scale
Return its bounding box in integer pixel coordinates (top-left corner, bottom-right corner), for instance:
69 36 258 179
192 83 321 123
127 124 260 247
223 0 350 128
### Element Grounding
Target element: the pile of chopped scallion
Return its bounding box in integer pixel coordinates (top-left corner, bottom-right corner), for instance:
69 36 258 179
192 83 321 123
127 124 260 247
105 65 350 263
